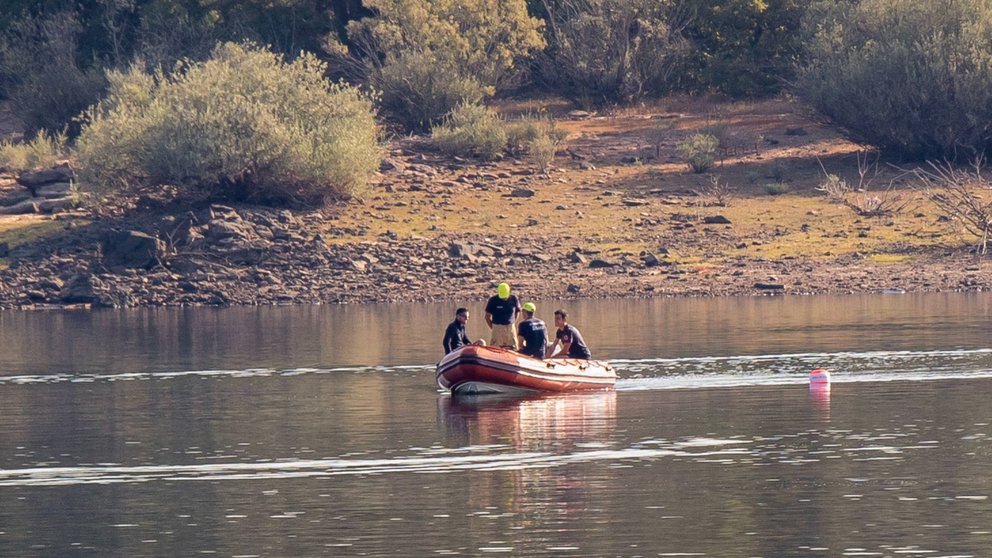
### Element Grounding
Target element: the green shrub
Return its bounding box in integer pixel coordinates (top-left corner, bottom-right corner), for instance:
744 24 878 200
798 0 992 160
534 0 686 106
373 51 490 132
432 103 508 161
505 115 566 151
764 160 787 182
504 119 543 155
344 0 544 130
763 183 791 196
358 0 544 86
74 42 381 205
702 123 730 149
676 0 806 97
0 11 106 135
0 130 67 172
677 133 719 173
529 133 558 173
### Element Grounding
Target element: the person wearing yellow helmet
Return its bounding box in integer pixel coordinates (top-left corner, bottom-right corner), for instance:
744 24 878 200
485 282 521 350
517 302 548 359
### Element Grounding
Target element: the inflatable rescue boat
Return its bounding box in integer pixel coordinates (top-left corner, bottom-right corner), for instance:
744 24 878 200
436 345 616 395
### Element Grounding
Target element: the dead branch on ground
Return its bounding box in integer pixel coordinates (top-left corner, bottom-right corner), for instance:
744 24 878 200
692 174 735 207
816 150 914 217
911 156 992 255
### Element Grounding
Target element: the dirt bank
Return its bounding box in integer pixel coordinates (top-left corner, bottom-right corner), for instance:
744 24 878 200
1 97 990 310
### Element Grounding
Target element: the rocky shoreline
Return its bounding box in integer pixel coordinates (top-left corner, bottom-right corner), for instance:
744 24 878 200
4 103 992 310
1 195 990 311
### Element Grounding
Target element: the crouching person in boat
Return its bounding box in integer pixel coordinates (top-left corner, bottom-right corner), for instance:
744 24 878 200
547 309 592 359
443 307 485 355
485 282 521 350
517 302 548 360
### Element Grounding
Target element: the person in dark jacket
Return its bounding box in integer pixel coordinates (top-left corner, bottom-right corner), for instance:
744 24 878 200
442 307 481 354
516 302 547 359
547 309 592 359
485 282 521 349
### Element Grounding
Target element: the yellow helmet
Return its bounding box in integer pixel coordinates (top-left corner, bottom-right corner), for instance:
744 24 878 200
497 282 510 299
522 302 536 313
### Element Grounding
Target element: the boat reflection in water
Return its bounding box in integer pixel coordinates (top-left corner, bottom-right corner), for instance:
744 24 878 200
438 390 618 451
436 391 620 550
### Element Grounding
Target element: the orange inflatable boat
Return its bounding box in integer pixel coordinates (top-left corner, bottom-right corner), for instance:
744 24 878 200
436 345 617 395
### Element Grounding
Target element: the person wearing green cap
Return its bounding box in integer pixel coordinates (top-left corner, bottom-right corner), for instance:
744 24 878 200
517 302 548 360
485 282 521 350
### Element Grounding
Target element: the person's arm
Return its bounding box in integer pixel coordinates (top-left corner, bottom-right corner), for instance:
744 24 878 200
553 328 572 358
545 337 559 358
517 323 527 350
484 298 495 329
460 329 471 346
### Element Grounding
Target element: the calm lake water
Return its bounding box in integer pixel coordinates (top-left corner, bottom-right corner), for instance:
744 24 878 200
1 293 991 557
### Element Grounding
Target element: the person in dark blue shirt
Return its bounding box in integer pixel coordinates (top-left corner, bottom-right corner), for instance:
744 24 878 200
516 302 547 360
442 307 478 354
485 282 521 349
547 309 592 359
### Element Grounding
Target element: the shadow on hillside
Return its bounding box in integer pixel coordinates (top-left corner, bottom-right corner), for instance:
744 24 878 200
559 149 917 200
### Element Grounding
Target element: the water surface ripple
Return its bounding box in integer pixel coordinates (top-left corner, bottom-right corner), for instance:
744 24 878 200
2 295 991 557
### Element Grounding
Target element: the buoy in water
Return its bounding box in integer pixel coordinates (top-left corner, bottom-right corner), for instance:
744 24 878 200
809 368 831 386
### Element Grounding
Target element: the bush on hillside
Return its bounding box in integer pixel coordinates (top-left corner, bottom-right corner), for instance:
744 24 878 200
504 116 566 154
432 103 508 161
351 0 544 88
676 0 805 97
0 12 106 135
533 0 686 106
528 133 558 173
504 115 567 171
340 0 544 130
677 133 719 173
74 42 381 205
432 106 569 165
798 0 992 160
372 51 490 132
0 130 67 172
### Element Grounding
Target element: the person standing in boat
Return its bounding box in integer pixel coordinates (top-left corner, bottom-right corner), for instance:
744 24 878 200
443 307 482 354
485 282 521 350
517 302 548 359
547 309 592 359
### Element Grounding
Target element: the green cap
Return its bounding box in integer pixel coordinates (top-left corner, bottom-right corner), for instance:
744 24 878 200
522 302 536 312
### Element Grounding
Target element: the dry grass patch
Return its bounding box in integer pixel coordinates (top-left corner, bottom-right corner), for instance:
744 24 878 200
0 216 66 248
319 96 979 275
868 253 914 264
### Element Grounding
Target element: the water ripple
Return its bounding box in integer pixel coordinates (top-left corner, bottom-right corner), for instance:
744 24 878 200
0 439 754 487
0 428 956 488
2 348 991 389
